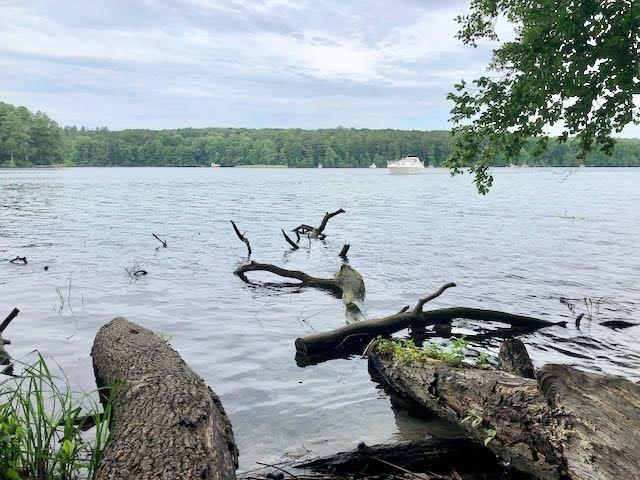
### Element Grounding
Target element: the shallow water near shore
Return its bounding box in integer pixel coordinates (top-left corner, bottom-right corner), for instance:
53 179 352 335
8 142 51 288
1 166 639 469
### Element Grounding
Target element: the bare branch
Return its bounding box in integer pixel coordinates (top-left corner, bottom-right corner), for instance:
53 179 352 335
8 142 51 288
281 229 300 250
0 308 19 333
413 283 457 313
338 244 350 259
152 233 167 248
231 220 251 256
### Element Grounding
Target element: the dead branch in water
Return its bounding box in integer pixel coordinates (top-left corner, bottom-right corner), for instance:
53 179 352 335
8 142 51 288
293 209 345 239
296 283 565 356
282 229 300 250
9 256 27 265
0 308 19 334
152 233 167 248
231 220 252 256
338 244 350 259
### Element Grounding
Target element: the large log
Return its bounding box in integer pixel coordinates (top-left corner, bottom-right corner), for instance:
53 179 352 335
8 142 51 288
369 344 640 480
91 317 238 480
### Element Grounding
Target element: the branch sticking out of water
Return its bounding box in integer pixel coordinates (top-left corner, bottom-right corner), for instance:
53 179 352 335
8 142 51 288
152 233 167 248
231 220 251 256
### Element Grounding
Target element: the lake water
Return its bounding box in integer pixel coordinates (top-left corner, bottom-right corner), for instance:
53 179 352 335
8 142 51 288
1 167 639 468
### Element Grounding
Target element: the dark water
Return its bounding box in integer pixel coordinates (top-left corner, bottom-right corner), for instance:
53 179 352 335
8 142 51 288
1 167 639 468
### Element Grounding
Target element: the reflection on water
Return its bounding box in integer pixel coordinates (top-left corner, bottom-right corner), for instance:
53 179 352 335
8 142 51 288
1 167 639 468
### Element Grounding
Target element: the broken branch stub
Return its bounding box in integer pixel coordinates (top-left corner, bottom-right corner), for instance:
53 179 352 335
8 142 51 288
294 209 345 239
231 220 251 256
281 229 299 250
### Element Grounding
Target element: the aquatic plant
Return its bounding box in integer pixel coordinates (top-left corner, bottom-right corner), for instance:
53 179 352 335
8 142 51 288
0 353 113 480
375 336 469 368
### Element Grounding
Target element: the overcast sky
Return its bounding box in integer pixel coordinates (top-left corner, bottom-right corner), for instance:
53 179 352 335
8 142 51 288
1 0 638 136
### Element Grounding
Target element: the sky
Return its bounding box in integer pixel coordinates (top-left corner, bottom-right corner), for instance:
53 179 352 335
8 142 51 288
1 0 638 136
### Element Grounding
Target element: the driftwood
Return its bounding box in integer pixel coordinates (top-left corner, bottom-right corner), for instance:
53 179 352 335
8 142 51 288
231 221 251 256
338 244 350 259
296 284 564 356
235 261 365 311
152 233 167 248
281 229 300 250
9 256 27 264
294 209 345 239
91 317 238 480
498 338 535 378
369 343 640 480
296 437 499 478
1 308 19 366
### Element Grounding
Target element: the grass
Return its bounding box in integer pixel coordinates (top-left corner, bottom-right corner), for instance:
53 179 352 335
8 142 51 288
0 354 113 480
375 336 470 367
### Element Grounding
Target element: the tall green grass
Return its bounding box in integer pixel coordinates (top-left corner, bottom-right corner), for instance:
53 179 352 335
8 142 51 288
0 354 113 480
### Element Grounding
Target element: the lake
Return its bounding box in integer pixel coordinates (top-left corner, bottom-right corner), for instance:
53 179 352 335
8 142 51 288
1 166 639 468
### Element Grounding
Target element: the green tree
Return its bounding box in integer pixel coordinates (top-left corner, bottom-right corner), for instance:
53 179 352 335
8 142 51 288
0 108 30 166
447 0 640 193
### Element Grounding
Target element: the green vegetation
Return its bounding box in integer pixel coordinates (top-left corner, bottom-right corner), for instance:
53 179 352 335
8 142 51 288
462 410 497 446
0 354 112 480
2 100 640 170
448 0 640 192
375 336 470 368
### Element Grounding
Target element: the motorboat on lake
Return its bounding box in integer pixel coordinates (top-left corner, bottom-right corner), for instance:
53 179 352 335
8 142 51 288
369 163 377 169
387 155 425 174
211 162 221 168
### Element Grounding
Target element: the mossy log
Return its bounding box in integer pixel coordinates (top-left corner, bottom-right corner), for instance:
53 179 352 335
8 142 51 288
296 284 564 356
369 346 640 480
91 317 238 480
234 261 365 311
498 338 535 378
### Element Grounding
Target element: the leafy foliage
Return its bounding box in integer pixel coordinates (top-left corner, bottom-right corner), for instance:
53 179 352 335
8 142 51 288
375 336 469 368
448 0 640 193
0 354 113 480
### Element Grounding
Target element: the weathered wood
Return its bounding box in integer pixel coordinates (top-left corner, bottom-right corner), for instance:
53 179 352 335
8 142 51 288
498 338 535 378
91 317 238 480
293 209 345 239
370 346 640 480
0 307 19 333
234 261 364 310
281 229 299 250
338 244 350 259
296 302 564 356
231 220 251 256
297 437 499 477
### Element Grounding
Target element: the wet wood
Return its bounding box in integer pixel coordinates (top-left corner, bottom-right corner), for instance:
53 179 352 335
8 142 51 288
297 437 499 477
235 261 364 310
231 220 251 256
0 307 19 333
294 209 345 239
370 346 640 480
498 338 535 378
91 317 238 480
281 229 300 249
296 289 564 356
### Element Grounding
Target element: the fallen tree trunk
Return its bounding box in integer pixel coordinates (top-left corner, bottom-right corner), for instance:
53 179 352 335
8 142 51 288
296 437 499 477
91 317 238 480
369 344 640 480
296 289 565 356
235 261 365 311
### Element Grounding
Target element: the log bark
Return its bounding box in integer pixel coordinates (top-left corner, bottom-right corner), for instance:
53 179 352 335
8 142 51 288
296 437 499 477
369 347 640 480
234 261 364 310
296 303 564 356
498 338 535 378
91 317 238 480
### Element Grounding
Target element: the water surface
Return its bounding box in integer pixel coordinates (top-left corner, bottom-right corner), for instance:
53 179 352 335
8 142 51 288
1 167 639 468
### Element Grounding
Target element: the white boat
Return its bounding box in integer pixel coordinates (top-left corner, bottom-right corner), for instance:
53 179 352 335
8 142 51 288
318 164 323 169
369 163 377 169
211 162 221 168
387 155 425 174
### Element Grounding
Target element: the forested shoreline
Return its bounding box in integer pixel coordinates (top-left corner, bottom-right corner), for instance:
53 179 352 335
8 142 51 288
2 100 640 168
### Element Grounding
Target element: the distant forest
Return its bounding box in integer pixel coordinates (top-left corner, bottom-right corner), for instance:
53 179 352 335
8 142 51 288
2 101 640 168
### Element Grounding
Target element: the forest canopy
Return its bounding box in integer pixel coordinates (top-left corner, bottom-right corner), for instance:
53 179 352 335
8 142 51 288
1 100 640 169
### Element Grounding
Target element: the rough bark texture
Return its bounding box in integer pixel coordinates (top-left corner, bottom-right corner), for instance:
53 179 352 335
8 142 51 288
537 364 640 480
499 338 535 378
297 437 499 477
370 348 640 480
0 333 10 366
296 306 564 356
91 317 238 480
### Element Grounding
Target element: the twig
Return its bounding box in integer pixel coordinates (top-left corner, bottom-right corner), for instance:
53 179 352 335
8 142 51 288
152 233 167 248
575 313 584 328
0 308 19 333
367 456 425 480
9 256 27 265
231 221 251 256
413 283 457 313
255 462 301 480
282 229 300 250
338 244 350 259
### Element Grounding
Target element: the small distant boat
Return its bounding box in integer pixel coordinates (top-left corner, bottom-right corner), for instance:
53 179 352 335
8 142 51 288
211 162 221 168
387 155 425 174
318 164 323 169
369 163 377 169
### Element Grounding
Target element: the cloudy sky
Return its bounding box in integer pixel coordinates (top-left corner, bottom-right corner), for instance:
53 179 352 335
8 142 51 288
2 0 638 135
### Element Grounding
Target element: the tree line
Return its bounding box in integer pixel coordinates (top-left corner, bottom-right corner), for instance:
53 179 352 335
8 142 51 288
2 101 640 168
